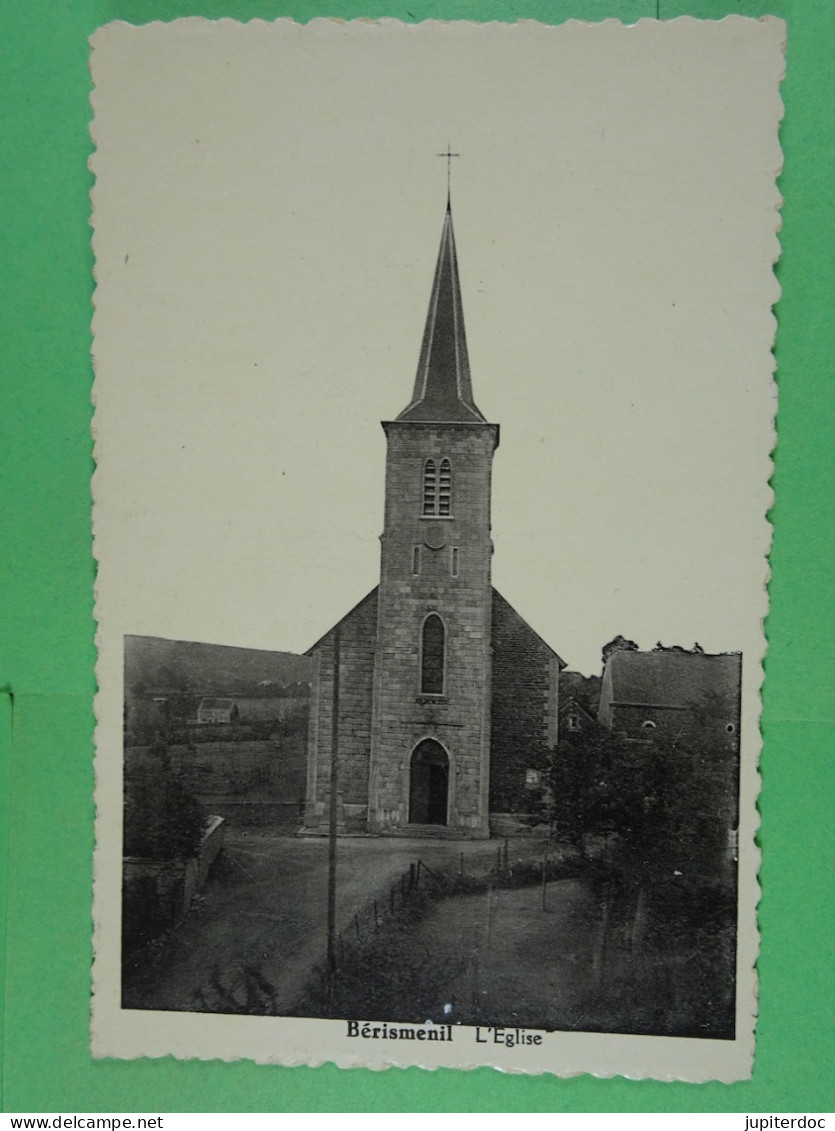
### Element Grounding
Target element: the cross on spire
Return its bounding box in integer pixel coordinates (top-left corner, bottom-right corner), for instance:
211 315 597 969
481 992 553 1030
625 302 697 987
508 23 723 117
437 146 460 202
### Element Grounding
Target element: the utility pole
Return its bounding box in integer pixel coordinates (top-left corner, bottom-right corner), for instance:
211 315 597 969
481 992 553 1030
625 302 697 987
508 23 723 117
326 623 341 991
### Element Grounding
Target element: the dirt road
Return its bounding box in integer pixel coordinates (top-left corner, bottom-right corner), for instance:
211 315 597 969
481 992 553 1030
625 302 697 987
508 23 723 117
123 830 524 1014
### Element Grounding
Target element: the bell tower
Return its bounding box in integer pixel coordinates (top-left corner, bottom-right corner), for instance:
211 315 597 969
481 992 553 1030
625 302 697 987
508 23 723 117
368 201 499 836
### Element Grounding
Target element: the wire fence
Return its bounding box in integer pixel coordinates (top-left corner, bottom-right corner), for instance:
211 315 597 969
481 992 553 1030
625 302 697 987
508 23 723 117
332 839 573 965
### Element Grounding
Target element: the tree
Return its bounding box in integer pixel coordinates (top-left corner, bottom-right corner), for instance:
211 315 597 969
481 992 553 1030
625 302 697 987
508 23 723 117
600 635 639 667
548 697 738 1035
549 708 736 893
123 736 206 860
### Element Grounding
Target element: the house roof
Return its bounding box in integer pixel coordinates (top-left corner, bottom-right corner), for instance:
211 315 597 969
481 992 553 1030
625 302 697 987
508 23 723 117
559 670 602 715
604 649 741 711
559 696 595 721
198 697 236 712
395 202 488 425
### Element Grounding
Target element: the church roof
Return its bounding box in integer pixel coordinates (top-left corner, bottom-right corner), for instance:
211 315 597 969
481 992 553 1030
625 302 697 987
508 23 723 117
492 588 566 669
396 202 488 424
304 587 379 656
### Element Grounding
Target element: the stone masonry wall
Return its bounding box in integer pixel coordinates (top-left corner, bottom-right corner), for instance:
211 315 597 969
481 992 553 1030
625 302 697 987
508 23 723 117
610 704 693 745
304 588 378 832
369 422 498 835
490 589 559 814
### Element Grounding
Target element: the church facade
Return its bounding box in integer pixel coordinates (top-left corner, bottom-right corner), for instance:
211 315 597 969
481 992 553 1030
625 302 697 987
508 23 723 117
303 202 564 838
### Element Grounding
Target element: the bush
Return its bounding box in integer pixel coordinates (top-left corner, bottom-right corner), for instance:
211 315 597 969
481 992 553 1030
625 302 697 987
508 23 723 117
123 738 206 860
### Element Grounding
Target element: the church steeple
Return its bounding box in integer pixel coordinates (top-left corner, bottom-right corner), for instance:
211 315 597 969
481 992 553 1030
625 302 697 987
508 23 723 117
397 203 487 424
370 196 498 837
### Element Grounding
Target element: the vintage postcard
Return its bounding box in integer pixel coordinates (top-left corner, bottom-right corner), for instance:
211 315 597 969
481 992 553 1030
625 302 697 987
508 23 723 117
90 16 783 1080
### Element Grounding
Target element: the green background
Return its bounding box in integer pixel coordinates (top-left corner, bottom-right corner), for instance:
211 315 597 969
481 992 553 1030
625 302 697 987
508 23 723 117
2 0 832 1113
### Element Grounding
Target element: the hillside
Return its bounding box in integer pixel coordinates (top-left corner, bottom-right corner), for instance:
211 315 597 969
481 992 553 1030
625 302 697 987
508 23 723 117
124 635 314 698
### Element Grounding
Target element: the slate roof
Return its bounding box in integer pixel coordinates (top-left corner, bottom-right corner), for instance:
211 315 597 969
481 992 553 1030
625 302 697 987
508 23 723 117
491 587 566 669
198 697 236 712
396 202 488 425
305 585 565 670
559 696 596 722
304 587 380 656
603 650 741 711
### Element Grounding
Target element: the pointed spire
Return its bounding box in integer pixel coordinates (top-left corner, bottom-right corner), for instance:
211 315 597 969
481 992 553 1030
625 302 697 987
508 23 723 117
396 203 487 424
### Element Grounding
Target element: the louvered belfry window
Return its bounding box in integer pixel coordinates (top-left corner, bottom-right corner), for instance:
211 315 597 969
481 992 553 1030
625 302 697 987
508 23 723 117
438 459 451 515
422 459 437 516
421 614 445 695
422 457 452 516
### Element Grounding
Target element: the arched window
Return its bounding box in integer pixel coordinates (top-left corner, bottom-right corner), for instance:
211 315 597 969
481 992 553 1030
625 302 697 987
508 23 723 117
421 614 445 695
421 458 452 516
422 459 437 516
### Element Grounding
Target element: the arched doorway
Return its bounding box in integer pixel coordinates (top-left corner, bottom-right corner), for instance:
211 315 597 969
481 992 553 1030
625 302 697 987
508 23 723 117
409 739 449 825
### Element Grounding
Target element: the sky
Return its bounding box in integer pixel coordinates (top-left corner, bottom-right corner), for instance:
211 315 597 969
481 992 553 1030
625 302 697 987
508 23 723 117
90 17 783 675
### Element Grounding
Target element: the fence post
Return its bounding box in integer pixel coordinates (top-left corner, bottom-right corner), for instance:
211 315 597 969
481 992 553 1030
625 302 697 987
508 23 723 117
504 838 509 869
541 849 548 911
460 852 464 880
486 883 493 950
409 862 417 890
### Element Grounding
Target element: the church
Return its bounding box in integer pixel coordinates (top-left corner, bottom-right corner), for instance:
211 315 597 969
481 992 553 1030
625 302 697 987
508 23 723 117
302 200 565 838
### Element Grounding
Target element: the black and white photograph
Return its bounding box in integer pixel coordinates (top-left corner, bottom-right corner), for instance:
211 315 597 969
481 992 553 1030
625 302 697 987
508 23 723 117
90 16 782 1079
